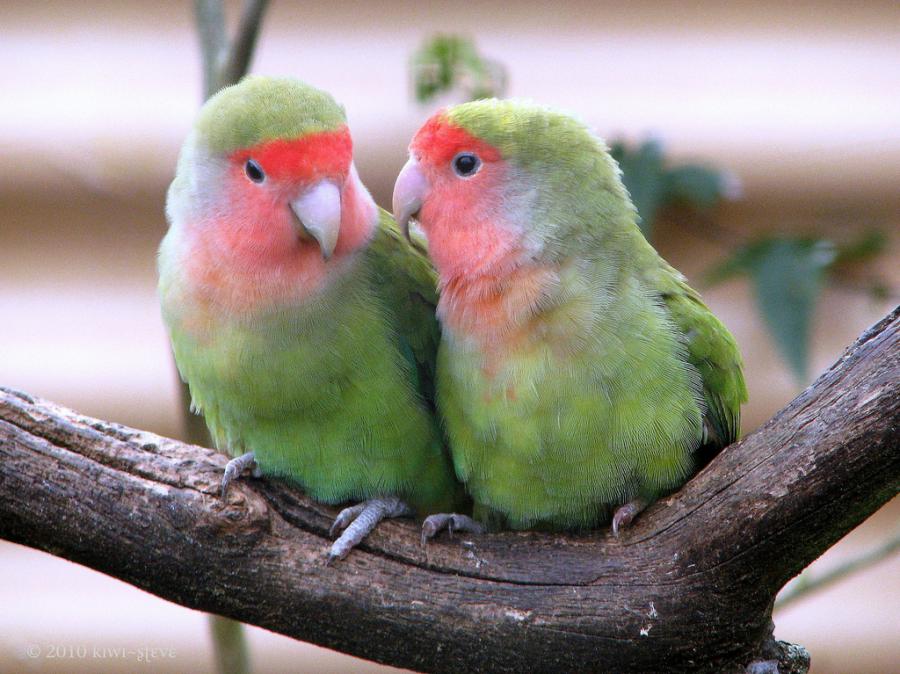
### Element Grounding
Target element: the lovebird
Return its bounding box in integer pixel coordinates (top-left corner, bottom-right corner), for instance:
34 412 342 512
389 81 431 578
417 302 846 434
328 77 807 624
392 100 747 538
159 76 463 560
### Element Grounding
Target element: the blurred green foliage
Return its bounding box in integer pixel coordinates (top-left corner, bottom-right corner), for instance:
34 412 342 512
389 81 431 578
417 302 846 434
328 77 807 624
411 35 507 103
609 139 733 239
709 238 836 381
832 230 888 267
707 232 887 382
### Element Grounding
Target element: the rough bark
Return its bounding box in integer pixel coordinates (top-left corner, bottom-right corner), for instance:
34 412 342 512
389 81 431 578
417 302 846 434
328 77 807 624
1 308 897 673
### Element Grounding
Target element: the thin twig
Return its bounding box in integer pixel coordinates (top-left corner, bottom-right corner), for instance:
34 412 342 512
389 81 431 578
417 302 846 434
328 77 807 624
775 531 900 610
194 0 269 99
221 0 270 90
209 614 251 674
193 0 227 99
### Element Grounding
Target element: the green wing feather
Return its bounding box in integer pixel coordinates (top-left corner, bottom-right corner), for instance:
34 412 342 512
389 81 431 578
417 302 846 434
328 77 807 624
650 259 748 461
365 209 442 408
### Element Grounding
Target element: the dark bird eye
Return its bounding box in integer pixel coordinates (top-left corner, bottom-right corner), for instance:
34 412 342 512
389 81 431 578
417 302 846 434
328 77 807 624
452 152 481 178
244 159 265 183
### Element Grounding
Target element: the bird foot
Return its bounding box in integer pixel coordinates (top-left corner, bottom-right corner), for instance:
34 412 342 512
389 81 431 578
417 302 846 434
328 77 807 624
221 452 257 498
612 498 649 537
327 497 413 563
421 513 484 546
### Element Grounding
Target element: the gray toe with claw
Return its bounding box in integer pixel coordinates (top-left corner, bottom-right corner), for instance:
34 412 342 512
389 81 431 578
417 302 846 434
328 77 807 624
221 451 256 498
421 513 484 546
327 497 413 563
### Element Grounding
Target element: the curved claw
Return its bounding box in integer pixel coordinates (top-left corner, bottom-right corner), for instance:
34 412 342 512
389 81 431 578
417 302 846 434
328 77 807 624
421 513 484 546
611 498 649 537
745 660 780 674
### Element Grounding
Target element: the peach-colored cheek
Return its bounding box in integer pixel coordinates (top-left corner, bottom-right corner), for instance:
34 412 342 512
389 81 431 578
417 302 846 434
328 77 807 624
424 211 519 279
420 178 519 279
220 177 294 259
183 172 330 314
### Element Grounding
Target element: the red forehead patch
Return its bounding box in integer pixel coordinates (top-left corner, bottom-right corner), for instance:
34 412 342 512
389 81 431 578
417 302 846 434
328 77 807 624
411 114 501 165
230 126 352 181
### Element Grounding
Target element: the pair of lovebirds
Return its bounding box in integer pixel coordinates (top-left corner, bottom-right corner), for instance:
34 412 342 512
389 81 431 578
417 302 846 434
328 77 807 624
159 77 747 561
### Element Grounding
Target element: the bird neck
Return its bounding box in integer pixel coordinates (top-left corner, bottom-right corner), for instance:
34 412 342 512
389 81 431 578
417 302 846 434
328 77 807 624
437 250 613 377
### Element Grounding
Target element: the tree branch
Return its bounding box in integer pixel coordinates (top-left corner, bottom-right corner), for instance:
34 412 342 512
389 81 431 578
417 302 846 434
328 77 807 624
1 308 897 673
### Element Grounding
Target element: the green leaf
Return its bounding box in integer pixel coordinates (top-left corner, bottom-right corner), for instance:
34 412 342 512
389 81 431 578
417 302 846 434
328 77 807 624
611 140 733 240
665 165 730 209
708 237 836 382
868 283 891 301
704 252 750 287
411 35 507 104
833 230 887 266
610 139 667 239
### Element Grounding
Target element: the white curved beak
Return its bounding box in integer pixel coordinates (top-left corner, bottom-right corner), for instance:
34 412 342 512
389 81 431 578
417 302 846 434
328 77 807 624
290 180 341 260
392 156 429 241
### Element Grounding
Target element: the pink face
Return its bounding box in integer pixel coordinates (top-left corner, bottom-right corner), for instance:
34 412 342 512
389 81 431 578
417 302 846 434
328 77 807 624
219 128 353 260
184 127 377 314
393 115 525 282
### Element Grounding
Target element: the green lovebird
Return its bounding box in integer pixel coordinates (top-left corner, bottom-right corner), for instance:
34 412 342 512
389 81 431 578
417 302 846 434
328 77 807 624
393 100 747 538
158 76 463 560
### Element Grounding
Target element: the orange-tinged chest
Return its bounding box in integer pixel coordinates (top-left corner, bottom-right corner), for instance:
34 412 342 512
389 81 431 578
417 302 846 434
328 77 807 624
183 221 328 320
440 263 573 378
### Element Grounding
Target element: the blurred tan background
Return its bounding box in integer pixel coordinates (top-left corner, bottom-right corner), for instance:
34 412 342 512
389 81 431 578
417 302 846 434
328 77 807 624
1 1 898 672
